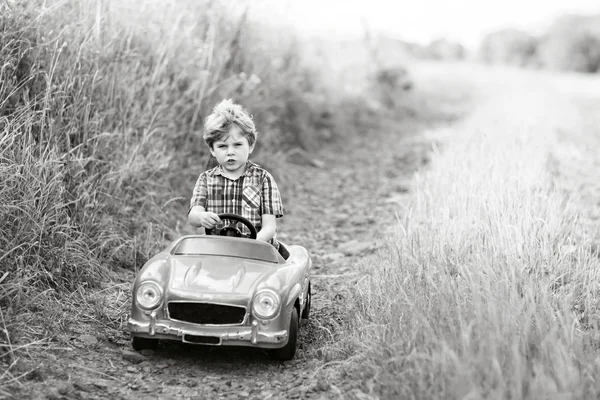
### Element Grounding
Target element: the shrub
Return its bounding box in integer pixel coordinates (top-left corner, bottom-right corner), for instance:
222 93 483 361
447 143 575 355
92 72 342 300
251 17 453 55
537 15 600 73
424 38 466 60
478 28 539 67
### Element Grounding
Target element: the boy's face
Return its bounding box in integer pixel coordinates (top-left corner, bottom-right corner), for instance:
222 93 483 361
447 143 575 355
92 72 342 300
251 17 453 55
210 125 254 174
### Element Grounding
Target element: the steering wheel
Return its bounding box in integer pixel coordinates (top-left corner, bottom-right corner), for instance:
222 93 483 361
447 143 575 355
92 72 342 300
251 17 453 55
205 213 258 240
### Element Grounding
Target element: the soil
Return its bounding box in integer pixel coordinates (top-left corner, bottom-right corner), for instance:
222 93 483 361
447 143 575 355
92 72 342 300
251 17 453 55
8 78 460 399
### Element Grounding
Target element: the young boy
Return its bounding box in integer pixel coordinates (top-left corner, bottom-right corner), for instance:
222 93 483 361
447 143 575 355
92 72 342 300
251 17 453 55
188 99 285 254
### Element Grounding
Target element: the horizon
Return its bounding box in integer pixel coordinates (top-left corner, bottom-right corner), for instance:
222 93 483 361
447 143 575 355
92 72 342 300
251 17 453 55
250 0 600 49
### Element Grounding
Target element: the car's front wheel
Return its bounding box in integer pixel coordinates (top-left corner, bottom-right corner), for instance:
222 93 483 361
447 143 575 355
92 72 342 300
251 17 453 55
132 336 158 351
269 307 298 361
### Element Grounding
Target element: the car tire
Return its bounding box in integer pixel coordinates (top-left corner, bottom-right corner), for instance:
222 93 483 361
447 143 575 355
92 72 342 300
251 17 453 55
301 286 311 322
269 307 298 361
132 336 159 351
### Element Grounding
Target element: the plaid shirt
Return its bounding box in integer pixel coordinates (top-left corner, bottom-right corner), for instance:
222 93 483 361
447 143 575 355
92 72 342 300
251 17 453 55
189 161 283 247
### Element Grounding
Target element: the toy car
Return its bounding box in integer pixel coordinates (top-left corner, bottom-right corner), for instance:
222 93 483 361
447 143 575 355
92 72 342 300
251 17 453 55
127 213 312 360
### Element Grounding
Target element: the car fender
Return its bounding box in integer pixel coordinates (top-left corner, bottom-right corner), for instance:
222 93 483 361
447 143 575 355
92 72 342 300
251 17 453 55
284 283 302 311
134 253 171 288
252 263 304 315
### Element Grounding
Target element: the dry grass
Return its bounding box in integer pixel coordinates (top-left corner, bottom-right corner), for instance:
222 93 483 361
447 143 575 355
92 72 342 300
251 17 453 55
0 0 354 390
335 68 600 398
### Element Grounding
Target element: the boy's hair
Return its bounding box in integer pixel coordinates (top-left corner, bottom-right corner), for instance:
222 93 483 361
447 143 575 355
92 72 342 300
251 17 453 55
203 99 257 149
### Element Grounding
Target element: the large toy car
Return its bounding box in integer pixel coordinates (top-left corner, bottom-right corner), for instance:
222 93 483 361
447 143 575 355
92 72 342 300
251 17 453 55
128 214 312 360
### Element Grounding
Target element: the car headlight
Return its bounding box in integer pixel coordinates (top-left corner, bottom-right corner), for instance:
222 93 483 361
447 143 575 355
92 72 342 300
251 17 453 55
252 290 280 320
136 282 163 310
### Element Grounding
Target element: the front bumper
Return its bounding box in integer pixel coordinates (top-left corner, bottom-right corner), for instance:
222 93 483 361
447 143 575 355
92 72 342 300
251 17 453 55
128 316 288 349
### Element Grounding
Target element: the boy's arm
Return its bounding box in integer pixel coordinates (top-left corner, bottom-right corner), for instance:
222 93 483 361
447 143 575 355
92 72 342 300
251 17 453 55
257 214 277 242
188 172 207 228
188 205 205 229
257 171 284 242
189 206 222 230
188 172 220 229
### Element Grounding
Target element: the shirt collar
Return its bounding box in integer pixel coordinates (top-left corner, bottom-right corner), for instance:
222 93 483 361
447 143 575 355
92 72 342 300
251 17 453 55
213 160 258 178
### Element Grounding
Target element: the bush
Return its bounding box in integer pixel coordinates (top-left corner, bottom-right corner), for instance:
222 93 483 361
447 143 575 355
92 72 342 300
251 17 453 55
537 15 600 73
424 38 466 60
477 14 600 73
477 28 538 67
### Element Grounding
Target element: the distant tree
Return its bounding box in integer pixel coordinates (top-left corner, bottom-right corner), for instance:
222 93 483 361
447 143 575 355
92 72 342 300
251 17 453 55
477 28 538 67
425 38 466 60
537 15 600 73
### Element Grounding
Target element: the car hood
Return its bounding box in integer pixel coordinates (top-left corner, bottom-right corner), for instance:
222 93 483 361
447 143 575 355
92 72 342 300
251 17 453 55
167 255 275 294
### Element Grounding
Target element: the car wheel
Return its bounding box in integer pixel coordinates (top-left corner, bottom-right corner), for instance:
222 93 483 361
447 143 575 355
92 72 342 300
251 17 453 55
132 336 159 351
301 287 311 321
269 307 298 361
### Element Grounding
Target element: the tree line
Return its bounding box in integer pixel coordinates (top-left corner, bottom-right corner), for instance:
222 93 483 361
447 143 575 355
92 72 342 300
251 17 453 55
478 14 600 73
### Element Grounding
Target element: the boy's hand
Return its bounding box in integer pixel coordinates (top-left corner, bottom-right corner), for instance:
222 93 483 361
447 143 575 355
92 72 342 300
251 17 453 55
197 212 221 229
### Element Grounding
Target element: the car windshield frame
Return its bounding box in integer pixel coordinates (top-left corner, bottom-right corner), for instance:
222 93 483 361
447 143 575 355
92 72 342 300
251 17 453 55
171 236 281 264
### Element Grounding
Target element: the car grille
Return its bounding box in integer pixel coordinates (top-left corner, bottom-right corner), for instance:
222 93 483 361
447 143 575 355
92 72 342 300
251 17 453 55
168 302 246 325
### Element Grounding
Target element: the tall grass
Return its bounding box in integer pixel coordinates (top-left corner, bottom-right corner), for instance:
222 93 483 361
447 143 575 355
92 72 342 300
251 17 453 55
0 0 346 385
341 82 600 398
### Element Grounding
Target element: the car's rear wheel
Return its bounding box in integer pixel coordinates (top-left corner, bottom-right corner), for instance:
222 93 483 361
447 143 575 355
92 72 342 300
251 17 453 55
301 286 311 322
269 307 298 361
132 336 159 351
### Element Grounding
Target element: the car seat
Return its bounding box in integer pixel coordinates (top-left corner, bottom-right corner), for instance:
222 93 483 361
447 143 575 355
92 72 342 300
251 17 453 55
278 241 290 260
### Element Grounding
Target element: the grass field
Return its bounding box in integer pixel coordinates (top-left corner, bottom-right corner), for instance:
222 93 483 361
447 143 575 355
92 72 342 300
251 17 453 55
336 64 600 399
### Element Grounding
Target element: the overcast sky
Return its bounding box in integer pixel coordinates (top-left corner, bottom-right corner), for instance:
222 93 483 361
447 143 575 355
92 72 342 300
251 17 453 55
251 0 600 48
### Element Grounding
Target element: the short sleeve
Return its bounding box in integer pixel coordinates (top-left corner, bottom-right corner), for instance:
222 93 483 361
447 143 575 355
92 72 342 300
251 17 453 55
261 171 283 218
189 172 208 213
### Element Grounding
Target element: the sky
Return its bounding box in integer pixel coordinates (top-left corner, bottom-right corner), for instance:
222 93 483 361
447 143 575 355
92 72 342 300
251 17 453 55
251 0 600 48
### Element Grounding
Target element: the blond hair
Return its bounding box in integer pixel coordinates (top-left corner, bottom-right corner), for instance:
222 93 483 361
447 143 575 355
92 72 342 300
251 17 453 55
203 99 257 148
